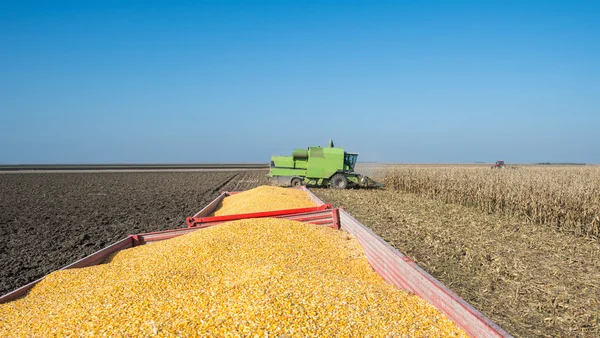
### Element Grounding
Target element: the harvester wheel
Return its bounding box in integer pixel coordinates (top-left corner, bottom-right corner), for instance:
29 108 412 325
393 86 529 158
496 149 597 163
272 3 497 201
330 174 348 189
290 177 303 187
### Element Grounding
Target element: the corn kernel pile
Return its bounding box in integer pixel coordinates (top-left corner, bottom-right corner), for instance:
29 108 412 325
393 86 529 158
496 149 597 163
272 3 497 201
0 219 467 337
212 185 316 216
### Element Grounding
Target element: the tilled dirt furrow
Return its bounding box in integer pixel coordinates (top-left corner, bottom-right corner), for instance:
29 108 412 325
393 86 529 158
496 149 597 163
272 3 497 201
0 171 269 295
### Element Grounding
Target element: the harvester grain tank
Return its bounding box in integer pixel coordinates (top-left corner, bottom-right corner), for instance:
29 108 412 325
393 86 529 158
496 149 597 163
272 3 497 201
269 140 382 189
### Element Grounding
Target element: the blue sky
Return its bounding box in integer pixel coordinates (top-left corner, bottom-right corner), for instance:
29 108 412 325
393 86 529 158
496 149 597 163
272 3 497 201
0 0 598 164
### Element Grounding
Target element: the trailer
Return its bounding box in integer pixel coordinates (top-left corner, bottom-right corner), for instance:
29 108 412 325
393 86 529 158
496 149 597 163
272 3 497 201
0 187 511 338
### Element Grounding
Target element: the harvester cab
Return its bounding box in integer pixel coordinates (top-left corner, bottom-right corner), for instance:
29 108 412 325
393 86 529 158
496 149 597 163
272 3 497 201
344 153 358 171
269 140 382 189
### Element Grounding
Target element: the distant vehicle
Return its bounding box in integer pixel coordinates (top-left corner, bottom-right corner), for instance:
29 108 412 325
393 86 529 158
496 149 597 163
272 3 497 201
491 160 506 169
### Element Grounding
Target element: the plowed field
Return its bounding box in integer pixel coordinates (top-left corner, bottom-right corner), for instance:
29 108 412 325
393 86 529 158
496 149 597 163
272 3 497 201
0 170 269 295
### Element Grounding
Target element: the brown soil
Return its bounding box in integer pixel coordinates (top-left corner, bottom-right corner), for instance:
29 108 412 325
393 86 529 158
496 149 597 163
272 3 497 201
0 171 269 295
313 188 600 338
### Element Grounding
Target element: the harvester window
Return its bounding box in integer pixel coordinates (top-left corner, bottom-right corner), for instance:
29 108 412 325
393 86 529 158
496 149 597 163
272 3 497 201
344 153 358 171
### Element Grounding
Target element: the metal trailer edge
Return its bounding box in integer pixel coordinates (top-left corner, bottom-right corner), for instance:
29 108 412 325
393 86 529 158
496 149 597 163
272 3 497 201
300 186 512 338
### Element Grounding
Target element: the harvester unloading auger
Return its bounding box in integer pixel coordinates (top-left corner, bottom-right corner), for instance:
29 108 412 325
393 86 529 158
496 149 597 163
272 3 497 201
268 140 383 189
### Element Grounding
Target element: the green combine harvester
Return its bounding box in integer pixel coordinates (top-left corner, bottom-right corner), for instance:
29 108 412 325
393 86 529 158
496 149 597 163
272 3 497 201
269 140 382 189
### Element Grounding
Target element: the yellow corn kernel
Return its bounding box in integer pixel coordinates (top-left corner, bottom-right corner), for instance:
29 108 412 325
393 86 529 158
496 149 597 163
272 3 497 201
212 186 316 216
0 218 466 337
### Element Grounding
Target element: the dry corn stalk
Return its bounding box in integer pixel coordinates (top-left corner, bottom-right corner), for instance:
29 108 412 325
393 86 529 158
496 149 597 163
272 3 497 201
383 166 600 239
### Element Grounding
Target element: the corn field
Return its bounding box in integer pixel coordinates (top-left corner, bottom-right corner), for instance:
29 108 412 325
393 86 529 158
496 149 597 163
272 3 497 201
383 166 600 239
